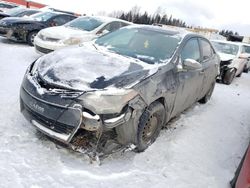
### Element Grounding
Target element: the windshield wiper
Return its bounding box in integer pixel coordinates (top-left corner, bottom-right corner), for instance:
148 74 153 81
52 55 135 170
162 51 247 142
92 43 98 50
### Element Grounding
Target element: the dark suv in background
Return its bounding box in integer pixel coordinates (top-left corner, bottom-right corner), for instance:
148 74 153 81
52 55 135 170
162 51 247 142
0 11 77 45
0 7 40 20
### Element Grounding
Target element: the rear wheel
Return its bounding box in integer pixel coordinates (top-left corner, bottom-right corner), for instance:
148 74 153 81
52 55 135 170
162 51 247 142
27 31 38 46
136 101 166 152
223 68 236 85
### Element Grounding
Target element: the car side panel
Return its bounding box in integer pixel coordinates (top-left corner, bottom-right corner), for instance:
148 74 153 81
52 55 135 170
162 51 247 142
170 67 203 117
229 58 246 76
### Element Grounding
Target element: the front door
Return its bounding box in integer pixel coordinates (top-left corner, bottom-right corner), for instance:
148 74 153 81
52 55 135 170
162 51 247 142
171 38 204 116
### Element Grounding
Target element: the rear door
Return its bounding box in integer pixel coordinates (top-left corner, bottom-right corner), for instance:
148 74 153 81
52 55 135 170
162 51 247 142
171 38 204 116
198 38 218 98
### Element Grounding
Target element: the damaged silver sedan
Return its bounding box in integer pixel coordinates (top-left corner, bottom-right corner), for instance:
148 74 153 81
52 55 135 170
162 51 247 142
20 25 220 156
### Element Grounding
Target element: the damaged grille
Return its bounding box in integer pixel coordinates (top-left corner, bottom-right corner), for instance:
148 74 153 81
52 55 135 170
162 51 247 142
36 75 83 98
23 101 75 135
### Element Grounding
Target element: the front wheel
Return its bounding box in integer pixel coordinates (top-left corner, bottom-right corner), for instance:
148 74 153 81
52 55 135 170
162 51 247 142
27 31 38 46
223 68 236 85
136 101 166 152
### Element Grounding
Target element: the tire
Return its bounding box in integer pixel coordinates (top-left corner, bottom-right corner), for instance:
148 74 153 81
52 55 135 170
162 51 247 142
199 81 215 104
223 68 236 85
236 71 242 77
243 65 249 73
246 68 249 73
136 101 166 152
27 31 38 46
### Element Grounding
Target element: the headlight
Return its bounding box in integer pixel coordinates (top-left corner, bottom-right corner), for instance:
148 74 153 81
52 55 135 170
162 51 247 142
63 37 82 45
80 89 138 114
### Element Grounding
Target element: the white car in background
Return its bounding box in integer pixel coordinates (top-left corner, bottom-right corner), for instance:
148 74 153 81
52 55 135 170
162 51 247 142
34 16 132 54
241 43 250 73
211 40 250 84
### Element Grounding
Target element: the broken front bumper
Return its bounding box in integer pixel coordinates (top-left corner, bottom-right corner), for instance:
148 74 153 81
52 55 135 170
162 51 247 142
20 87 82 143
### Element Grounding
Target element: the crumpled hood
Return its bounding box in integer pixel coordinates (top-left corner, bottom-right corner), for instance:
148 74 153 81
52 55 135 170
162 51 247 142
218 52 236 61
37 45 160 91
40 26 92 40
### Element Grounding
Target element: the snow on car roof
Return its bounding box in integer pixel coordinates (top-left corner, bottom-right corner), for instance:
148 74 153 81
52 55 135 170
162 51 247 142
211 39 243 46
123 24 191 38
82 16 132 24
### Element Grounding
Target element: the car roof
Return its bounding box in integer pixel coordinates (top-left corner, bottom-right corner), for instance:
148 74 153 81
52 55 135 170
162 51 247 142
79 16 132 24
36 10 76 17
211 39 242 46
123 24 199 38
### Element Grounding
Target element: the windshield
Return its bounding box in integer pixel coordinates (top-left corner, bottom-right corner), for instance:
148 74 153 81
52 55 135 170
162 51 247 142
5 7 25 16
65 17 104 31
95 27 181 64
30 12 56 22
212 41 239 55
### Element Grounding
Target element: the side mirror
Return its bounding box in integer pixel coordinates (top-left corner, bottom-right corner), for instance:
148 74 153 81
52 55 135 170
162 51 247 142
183 59 202 70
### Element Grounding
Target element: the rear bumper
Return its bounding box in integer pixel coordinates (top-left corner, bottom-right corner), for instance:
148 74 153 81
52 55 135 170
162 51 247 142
20 87 82 143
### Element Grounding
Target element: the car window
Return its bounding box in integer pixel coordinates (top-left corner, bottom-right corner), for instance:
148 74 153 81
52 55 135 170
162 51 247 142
50 15 72 26
31 12 57 22
63 15 76 23
200 39 214 61
65 17 103 31
16 10 39 17
101 22 122 32
181 38 201 62
120 22 130 27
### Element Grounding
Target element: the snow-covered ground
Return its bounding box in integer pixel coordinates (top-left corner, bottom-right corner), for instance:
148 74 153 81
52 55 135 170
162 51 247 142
0 37 249 188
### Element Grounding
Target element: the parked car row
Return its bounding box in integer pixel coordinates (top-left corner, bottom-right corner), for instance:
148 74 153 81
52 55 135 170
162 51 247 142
34 16 131 53
0 6 248 154
0 3 248 185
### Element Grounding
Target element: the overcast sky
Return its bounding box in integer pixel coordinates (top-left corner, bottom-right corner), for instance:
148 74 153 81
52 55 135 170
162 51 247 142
36 0 250 35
